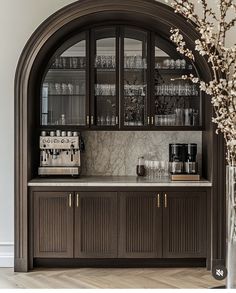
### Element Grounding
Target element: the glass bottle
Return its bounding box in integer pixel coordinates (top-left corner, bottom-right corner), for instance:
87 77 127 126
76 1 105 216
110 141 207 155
136 156 146 177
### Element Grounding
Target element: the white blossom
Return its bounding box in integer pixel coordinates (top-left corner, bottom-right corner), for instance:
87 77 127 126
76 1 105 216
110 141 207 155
170 0 236 164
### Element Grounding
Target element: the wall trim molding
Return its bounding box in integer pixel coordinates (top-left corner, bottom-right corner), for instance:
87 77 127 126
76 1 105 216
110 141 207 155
0 242 14 246
0 242 14 267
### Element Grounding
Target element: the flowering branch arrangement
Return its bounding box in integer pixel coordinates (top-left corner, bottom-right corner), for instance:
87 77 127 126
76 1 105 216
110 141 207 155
169 0 236 164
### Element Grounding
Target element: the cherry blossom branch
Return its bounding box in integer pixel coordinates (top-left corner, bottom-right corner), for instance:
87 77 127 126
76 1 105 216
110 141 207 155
170 0 236 164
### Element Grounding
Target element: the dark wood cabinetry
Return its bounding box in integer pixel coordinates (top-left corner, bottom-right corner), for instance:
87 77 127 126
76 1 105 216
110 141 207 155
74 192 118 258
31 188 207 264
119 192 162 258
118 191 206 259
162 192 207 258
33 192 74 258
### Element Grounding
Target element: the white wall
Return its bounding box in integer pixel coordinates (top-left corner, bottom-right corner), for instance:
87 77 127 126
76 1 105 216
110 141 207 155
0 0 235 267
0 0 75 268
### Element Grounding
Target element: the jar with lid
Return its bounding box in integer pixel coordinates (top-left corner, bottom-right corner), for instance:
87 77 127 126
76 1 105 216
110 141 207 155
136 156 146 177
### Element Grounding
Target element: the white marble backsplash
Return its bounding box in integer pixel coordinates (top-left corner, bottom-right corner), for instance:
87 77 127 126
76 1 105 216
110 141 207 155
81 131 202 176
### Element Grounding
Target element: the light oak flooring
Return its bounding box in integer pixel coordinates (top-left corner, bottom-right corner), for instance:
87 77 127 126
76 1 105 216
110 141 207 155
0 267 225 289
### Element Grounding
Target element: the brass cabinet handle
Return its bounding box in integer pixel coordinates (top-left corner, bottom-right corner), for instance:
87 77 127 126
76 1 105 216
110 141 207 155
68 194 72 208
157 194 160 208
91 116 94 125
86 115 90 125
116 116 119 125
147 116 150 125
164 193 168 208
76 193 79 208
151 117 154 125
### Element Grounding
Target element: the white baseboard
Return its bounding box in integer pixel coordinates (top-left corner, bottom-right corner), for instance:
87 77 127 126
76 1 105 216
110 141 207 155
0 242 14 267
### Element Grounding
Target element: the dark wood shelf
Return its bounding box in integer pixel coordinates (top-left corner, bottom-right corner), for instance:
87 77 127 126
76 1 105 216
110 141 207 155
95 68 116 71
47 94 86 97
48 68 86 71
155 68 193 75
124 68 147 70
95 95 116 97
40 125 202 131
154 95 199 98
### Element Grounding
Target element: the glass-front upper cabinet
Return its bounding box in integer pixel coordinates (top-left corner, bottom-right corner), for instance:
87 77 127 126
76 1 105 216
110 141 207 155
153 36 201 128
41 32 88 127
40 26 202 130
91 27 118 128
122 28 149 128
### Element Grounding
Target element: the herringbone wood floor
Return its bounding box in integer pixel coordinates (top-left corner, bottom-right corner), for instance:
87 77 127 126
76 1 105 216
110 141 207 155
0 267 225 289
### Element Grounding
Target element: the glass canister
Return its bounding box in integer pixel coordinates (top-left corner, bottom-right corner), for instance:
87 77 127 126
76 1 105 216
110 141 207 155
136 156 146 177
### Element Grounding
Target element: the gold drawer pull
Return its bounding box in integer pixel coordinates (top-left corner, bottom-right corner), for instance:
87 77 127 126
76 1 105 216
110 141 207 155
91 116 94 125
157 194 160 208
151 117 154 125
76 193 80 208
147 116 150 125
86 115 90 125
68 194 72 208
164 193 168 208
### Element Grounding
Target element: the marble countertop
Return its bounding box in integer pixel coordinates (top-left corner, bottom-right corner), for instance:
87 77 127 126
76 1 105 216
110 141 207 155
28 176 212 187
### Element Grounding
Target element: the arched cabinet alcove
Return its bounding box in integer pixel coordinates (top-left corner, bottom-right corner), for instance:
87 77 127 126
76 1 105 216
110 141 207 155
15 0 225 272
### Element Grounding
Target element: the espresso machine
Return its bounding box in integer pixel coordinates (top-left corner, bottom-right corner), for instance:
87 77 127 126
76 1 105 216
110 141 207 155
169 143 199 180
38 130 81 176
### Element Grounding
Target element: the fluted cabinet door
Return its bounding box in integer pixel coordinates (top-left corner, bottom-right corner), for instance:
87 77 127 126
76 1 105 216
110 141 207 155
119 192 162 258
74 192 118 258
163 192 207 258
33 192 74 258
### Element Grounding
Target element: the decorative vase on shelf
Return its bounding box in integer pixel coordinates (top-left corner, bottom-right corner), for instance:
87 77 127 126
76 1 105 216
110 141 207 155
226 165 236 288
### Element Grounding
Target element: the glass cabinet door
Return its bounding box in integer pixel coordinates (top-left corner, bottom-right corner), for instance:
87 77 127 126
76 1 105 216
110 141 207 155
92 27 118 128
41 32 87 126
122 28 149 128
153 36 201 128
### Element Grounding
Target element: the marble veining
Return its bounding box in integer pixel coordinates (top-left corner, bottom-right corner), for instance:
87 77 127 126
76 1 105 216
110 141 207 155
81 131 202 176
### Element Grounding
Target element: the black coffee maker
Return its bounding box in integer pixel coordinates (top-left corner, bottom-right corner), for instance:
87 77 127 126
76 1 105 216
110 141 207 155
169 144 185 174
169 143 198 174
183 143 198 174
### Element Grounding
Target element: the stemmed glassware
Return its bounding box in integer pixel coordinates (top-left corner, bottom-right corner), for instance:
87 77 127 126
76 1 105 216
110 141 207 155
144 159 169 180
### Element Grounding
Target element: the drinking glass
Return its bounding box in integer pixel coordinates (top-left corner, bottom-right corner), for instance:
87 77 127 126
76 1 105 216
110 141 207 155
192 110 199 126
68 83 74 95
160 161 165 178
112 56 116 68
154 160 160 179
95 56 101 68
62 57 67 68
55 83 61 95
106 115 111 125
72 57 78 69
80 57 85 68
61 83 68 95
100 115 105 125
111 115 116 126
170 59 175 69
150 160 155 180
145 160 150 178
175 108 184 125
184 108 192 126
129 56 135 68
163 59 170 69
175 59 181 69
181 59 186 69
